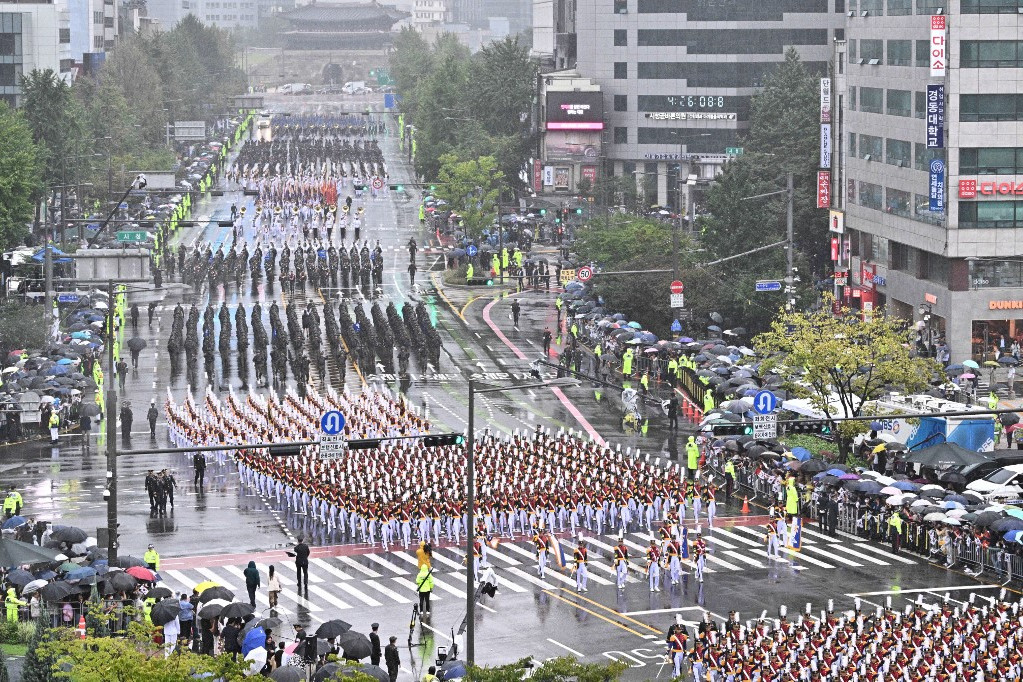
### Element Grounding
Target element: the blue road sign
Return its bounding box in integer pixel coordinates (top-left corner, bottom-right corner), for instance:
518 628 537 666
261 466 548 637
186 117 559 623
466 245 478 257
670 319 682 333
753 390 778 415
320 411 346 435
755 281 782 292
56 293 80 303
353 322 361 333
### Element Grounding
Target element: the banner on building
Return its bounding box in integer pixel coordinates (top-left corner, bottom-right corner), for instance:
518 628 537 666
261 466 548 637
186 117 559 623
929 159 945 213
820 123 832 169
581 166 597 183
930 15 947 77
829 209 845 234
543 166 554 187
926 84 944 149
817 170 831 209
820 78 832 124
533 160 542 193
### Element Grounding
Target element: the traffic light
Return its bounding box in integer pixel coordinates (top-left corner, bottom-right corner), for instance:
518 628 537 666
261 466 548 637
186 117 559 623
712 423 754 436
347 438 383 450
539 209 546 216
788 420 833 436
355 185 368 191
422 433 465 447
575 208 583 214
388 184 404 192
429 185 437 191
270 444 304 457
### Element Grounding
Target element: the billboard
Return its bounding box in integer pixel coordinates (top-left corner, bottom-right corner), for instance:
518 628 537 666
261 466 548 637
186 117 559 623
546 91 604 131
930 15 947 77
926 84 944 149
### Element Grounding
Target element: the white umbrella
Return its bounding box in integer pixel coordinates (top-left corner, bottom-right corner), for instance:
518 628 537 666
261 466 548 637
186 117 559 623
244 647 267 676
874 475 896 486
880 486 902 496
923 512 946 521
23 579 47 595
946 509 968 519
885 496 903 506
920 484 945 491
860 471 884 479
942 517 962 526
911 500 931 508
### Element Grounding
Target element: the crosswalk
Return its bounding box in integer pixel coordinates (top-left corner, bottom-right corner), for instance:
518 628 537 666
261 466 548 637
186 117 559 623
156 524 921 625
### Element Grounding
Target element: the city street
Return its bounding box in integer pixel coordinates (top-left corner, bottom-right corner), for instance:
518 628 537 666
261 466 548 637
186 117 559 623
1 92 1008 677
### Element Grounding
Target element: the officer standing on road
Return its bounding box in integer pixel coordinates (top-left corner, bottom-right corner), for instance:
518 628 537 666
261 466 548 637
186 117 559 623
193 453 206 488
542 328 552 357
292 536 310 597
119 402 133 439
384 636 400 682
147 400 159 438
686 436 699 480
407 260 417 287
144 543 160 571
511 300 521 327
369 623 382 666
667 394 679 431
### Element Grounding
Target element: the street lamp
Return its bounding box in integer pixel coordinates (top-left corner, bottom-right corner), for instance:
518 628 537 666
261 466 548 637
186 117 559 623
464 376 579 665
918 302 934 355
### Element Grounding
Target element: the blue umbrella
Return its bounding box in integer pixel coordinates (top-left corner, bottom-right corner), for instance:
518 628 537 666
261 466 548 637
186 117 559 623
56 358 74 365
1005 530 1023 543
791 447 811 462
65 566 96 582
892 481 919 492
679 337 694 343
242 626 266 657
1 516 27 530
825 468 847 477
7 569 33 586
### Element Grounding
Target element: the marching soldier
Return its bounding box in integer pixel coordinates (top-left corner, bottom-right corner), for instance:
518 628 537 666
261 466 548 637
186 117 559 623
765 522 780 561
532 524 548 579
613 533 629 589
668 615 689 679
573 538 589 592
646 536 661 592
691 532 707 583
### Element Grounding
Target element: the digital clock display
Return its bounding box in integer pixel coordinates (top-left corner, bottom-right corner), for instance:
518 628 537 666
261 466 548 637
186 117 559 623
668 95 726 109
638 95 750 117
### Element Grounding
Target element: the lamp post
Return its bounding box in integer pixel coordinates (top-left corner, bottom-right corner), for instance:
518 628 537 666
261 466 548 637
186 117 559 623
464 376 579 665
918 302 934 356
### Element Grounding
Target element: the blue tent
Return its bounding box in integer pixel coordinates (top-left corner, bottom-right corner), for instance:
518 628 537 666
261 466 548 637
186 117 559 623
32 246 72 264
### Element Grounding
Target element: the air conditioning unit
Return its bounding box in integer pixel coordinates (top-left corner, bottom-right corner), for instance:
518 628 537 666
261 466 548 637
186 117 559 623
868 58 880 65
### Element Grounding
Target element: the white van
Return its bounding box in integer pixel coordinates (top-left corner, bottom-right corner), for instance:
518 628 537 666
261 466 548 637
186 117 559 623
342 81 370 95
965 463 1023 502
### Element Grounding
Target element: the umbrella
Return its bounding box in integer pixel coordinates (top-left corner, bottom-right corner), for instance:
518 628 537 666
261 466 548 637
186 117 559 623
244 647 267 676
991 518 1023 533
904 443 991 468
0 538 63 567
66 566 97 582
892 481 920 492
357 665 391 682
104 571 137 593
126 337 148 352
270 668 304 682
148 586 173 599
942 517 962 526
790 447 811 462
6 569 33 587
885 496 904 506
80 404 101 417
1005 530 1023 543
150 599 181 627
193 580 221 594
22 579 47 595
923 512 947 522
49 526 87 544
999 356 1020 366
879 486 903 496
242 625 266 657
198 599 231 619
439 660 467 681
943 493 968 505
258 616 282 631
1000 413 1021 427
338 631 373 660
312 664 343 682
974 511 1005 527
114 555 147 569
1 516 27 530
221 602 255 620
800 460 828 475
316 619 353 639
39 581 74 602
199 585 234 603
125 566 155 582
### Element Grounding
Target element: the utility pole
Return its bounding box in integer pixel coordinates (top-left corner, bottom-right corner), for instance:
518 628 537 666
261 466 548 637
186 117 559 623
105 278 119 565
786 172 794 277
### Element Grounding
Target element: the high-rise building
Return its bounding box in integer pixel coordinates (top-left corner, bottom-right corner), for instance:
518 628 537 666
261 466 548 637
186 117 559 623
834 0 1023 361
68 0 117 65
0 0 73 107
570 0 846 208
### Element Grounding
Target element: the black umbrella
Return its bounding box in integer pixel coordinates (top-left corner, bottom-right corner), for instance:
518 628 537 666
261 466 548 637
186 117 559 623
199 586 234 603
0 538 63 567
974 511 1005 527
905 443 992 468
114 555 147 569
312 663 343 682
198 601 228 619
147 586 173 599
259 616 282 631
800 459 829 475
991 518 1023 533
338 631 373 660
150 599 181 627
1000 413 1021 427
296 637 332 659
220 602 255 620
939 472 968 486
49 526 87 544
40 581 74 602
126 337 148 352
316 619 353 639
354 665 390 682
7 569 33 587
270 669 304 682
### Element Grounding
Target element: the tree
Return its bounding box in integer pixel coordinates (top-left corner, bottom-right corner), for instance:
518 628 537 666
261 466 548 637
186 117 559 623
20 69 88 189
38 619 250 682
21 623 51 682
753 297 938 460
0 303 49 357
435 153 504 241
465 656 627 682
0 103 42 251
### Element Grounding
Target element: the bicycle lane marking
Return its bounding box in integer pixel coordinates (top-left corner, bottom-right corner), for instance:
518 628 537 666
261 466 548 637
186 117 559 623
480 294 605 446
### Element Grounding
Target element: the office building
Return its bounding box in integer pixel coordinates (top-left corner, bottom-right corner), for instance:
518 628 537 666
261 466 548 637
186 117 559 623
537 0 844 207
68 0 116 67
834 0 1023 360
0 0 72 107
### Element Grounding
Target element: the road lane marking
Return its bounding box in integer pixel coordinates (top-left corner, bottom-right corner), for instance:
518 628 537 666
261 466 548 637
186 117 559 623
559 588 661 634
542 590 647 638
337 555 382 578
547 638 583 657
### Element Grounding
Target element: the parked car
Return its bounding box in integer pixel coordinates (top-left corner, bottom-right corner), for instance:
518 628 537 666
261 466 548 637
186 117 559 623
965 463 1023 501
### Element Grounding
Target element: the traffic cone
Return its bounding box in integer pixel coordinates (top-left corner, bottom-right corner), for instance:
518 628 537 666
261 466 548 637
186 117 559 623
741 497 750 514
77 615 86 639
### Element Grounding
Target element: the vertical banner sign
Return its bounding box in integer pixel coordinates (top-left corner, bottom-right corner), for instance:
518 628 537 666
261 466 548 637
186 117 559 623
828 209 845 234
930 15 947 77
533 160 542 192
817 170 831 209
926 84 945 149
820 78 832 124
820 123 832 169
929 159 946 213
831 237 839 261
543 166 554 186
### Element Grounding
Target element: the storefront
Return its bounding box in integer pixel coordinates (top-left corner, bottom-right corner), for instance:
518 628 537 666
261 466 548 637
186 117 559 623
972 300 1023 359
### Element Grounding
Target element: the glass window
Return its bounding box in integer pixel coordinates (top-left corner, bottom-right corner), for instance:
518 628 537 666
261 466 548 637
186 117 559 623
888 40 912 66
888 0 912 13
614 0 627 12
886 187 912 216
886 139 912 167
923 251 949 284
914 193 944 225
861 39 883 62
959 201 1023 228
962 0 1023 13
917 0 947 12
849 86 856 110
614 62 627 79
862 0 883 11
961 94 1022 122
614 95 628 112
960 148 1023 175
849 132 857 158
961 41 1021 67
915 144 945 171
860 134 883 160
614 126 628 144
969 260 1023 288
915 40 929 67
860 87 883 114
848 39 857 60
860 182 883 210
887 89 912 116
871 234 889 264
614 30 627 46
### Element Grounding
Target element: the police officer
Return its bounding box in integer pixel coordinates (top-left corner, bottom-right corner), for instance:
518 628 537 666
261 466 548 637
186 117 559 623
144 543 160 571
147 400 159 438
686 436 699 481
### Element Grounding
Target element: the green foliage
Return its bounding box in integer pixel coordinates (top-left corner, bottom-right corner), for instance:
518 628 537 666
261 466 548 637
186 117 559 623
21 623 51 682
0 643 10 682
753 297 938 459
0 103 42 251
0 622 18 645
701 48 828 334
435 154 504 240
20 69 89 188
779 433 834 458
39 620 251 682
0 304 49 358
391 31 537 185
465 656 628 682
326 668 382 682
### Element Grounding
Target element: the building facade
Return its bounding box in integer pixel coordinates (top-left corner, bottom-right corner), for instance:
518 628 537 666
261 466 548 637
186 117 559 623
0 0 72 107
537 71 603 195
835 0 1023 361
68 0 116 63
569 0 845 210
